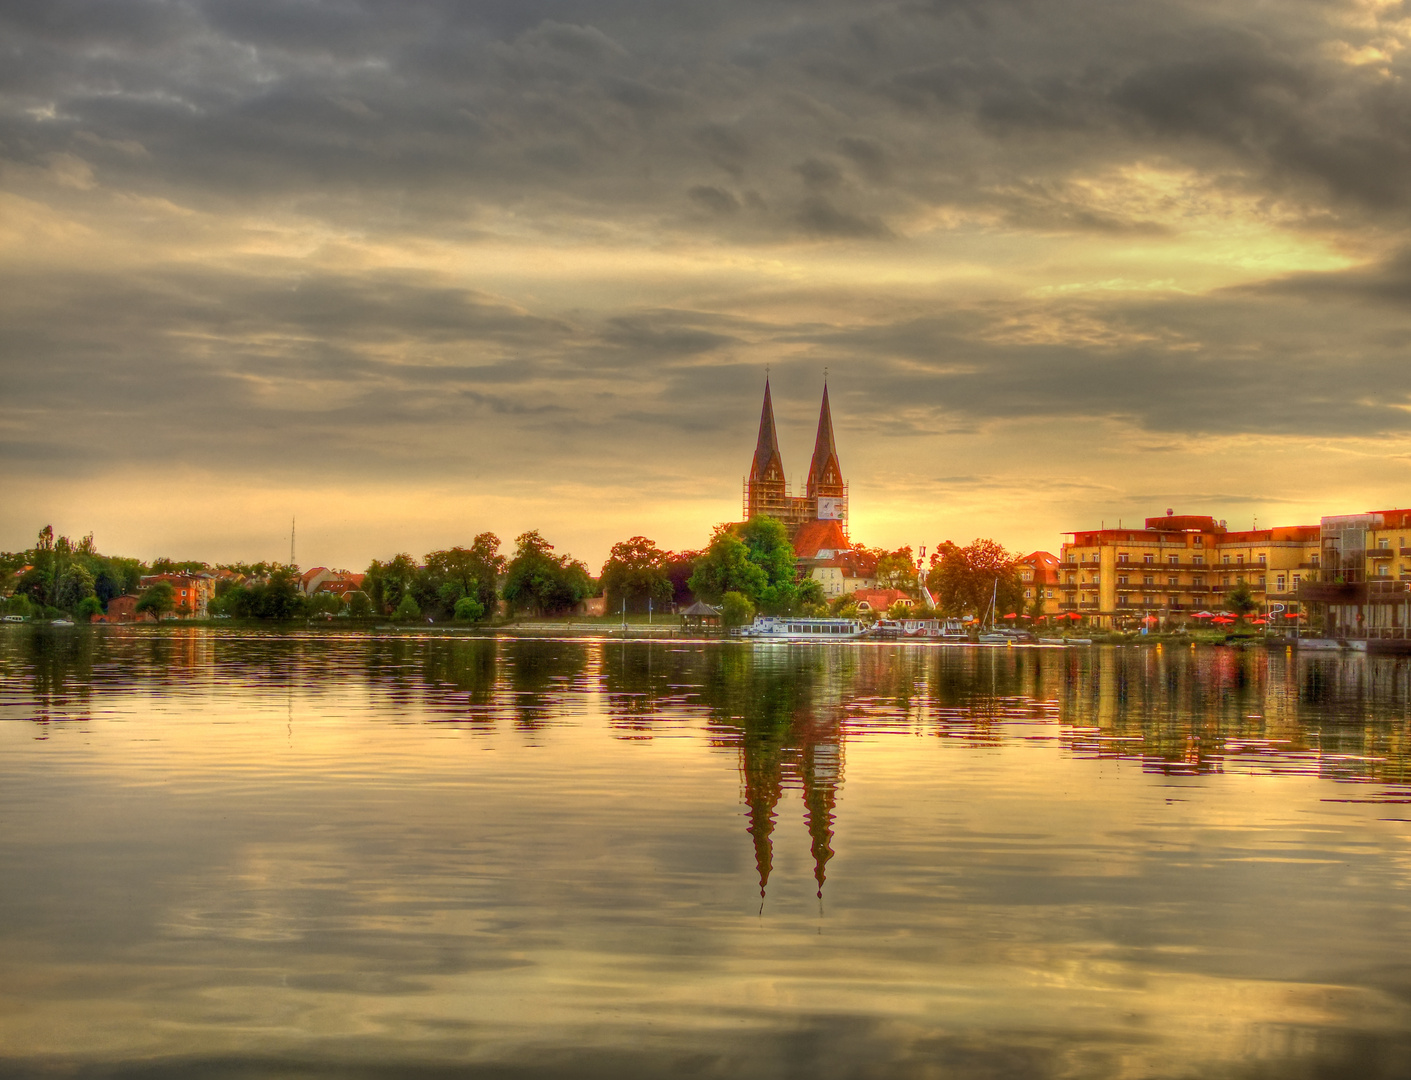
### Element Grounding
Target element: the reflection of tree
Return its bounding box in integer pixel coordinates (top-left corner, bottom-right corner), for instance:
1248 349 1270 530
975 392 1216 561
504 640 587 730
21 627 96 727
602 642 686 738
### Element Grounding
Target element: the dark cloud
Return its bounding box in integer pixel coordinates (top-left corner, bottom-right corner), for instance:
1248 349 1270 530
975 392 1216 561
4 0 1411 546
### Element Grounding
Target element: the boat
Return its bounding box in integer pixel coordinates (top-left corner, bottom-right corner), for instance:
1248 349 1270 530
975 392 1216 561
1039 637 1093 646
734 616 869 640
49 618 75 627
872 617 969 641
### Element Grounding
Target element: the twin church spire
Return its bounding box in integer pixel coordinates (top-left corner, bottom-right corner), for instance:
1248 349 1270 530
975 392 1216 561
745 378 847 534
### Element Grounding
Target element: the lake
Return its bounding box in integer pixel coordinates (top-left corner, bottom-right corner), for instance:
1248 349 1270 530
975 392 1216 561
2 628 1410 1079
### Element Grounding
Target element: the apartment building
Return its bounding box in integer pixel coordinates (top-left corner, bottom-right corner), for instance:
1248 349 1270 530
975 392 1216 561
1059 513 1319 628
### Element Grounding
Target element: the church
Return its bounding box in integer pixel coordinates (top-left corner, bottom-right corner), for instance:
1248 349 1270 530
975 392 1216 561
744 378 850 553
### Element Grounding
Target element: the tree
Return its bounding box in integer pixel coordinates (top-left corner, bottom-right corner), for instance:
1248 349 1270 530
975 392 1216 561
719 591 756 628
1226 583 1257 617
76 596 103 620
454 596 486 622
874 548 921 596
394 593 422 621
257 567 303 619
346 591 373 618
600 536 674 613
925 539 1023 619
688 526 767 604
364 553 418 614
54 565 96 611
418 535 504 620
501 531 593 616
136 581 175 621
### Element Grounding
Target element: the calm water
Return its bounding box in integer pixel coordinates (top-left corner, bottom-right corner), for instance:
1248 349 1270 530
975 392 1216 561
3 629 1411 1079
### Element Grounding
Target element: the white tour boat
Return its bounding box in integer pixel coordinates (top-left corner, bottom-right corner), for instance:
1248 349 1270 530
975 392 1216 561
734 616 870 641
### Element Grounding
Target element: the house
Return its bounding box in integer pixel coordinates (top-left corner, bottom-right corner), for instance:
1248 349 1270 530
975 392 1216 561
850 588 915 613
107 595 139 623
138 574 216 618
1301 508 1411 649
1016 551 1062 618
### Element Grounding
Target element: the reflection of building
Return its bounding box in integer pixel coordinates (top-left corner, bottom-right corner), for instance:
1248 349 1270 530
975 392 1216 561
1301 508 1411 649
744 379 848 539
1059 513 1320 628
740 715 843 900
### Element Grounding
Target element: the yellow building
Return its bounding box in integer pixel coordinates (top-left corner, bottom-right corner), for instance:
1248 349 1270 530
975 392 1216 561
1059 513 1320 628
1303 508 1411 647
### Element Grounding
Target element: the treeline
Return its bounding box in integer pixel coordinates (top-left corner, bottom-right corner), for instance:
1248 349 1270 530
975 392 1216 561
1 526 143 620
3 520 1030 626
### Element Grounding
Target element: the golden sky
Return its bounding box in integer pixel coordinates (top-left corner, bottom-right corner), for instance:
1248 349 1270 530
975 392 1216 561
3 0 1411 570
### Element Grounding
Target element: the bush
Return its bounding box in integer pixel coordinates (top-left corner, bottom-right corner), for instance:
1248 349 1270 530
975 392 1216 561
394 594 422 621
76 596 103 620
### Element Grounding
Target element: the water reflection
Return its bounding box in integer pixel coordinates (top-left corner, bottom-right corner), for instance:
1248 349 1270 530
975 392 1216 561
4 629 1411 1078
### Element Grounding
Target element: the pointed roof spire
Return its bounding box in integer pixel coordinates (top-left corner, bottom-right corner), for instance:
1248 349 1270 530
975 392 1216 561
750 377 786 484
806 381 842 497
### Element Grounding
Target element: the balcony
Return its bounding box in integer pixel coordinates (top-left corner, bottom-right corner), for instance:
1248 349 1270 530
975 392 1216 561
1078 601 1100 610
1401 547 1411 558
1368 548 1395 559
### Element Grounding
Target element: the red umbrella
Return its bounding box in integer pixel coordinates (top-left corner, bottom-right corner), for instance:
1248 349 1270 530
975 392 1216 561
1253 618 1268 625
1004 612 1018 619
1142 615 1159 623
1193 610 1214 619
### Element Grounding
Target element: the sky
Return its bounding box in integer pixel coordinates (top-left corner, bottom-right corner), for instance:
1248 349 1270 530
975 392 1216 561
3 0 1410 571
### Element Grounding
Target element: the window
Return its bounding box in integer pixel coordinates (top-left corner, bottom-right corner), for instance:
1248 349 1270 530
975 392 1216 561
1236 555 1245 566
1193 555 1204 565
1276 574 1286 591
1195 537 1204 547
1258 554 1266 565
1144 554 1154 564
1118 575 1129 585
1293 574 1302 587
1168 555 1179 565
1046 590 1053 599
1118 553 1129 564
1194 575 1205 586
1168 596 1179 606
1258 576 1265 587
1092 574 1100 584
1222 555 1231 565
1022 571 1032 581
1067 573 1076 584
1168 576 1179 586
1143 595 1154 605
1379 564 1391 577
1379 537 1391 549
1143 575 1154 585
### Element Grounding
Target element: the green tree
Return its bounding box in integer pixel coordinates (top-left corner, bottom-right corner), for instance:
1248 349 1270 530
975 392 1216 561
76 596 103 620
454 596 486 622
364 553 418 614
600 536 674 613
418 535 504 620
257 567 303 619
346 591 374 618
136 581 176 621
394 593 422 621
688 526 768 604
719 590 756 628
874 548 921 596
501 531 592 616
1225 583 1257 617
54 565 96 611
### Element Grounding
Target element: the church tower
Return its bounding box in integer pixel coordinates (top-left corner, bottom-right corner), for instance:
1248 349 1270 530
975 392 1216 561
745 377 788 521
806 382 844 500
